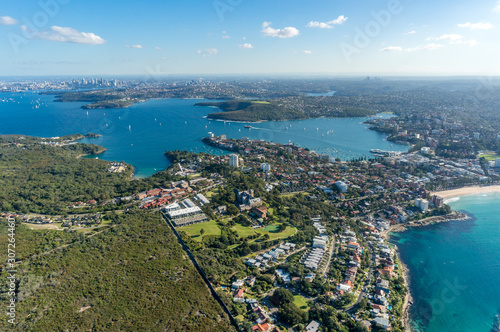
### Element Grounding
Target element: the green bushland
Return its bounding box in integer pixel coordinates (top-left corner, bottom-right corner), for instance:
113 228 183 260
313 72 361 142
196 100 376 122
0 212 233 331
196 100 304 122
0 136 178 214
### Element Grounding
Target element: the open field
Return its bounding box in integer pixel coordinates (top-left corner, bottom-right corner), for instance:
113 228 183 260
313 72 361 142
293 293 310 311
180 219 297 244
204 190 216 198
279 192 310 198
23 222 63 230
478 153 500 161
180 219 221 241
231 223 297 242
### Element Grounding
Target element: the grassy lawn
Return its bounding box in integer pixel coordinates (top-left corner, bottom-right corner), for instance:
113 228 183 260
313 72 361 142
263 224 279 232
179 219 221 241
293 294 310 311
231 223 297 242
204 190 216 198
279 192 310 198
231 223 258 238
23 222 63 230
187 173 202 179
251 100 271 104
479 154 500 161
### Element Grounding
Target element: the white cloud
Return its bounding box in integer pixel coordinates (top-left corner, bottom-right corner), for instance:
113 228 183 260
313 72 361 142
427 33 477 46
302 50 312 54
436 33 463 42
458 22 493 30
0 16 18 25
222 31 230 39
239 43 253 49
463 39 478 46
380 44 443 52
261 22 299 38
154 46 161 50
126 44 143 49
198 48 218 57
494 1 500 12
23 26 105 45
381 46 403 52
422 43 444 51
404 30 416 35
306 15 348 29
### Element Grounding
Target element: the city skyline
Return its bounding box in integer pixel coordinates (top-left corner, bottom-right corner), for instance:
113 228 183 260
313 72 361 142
1 0 500 76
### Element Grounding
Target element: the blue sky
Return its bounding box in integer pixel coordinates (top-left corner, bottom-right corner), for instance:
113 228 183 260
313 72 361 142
1 0 499 76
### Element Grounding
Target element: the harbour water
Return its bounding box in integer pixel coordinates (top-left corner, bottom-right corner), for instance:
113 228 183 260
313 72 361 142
393 192 500 332
0 91 406 178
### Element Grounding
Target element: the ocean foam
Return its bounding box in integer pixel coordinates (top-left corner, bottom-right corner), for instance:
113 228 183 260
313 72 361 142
444 197 460 204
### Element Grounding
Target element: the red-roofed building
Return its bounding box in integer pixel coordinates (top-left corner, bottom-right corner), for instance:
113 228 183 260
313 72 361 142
147 188 162 197
253 206 268 219
372 304 387 312
347 242 360 249
252 323 270 331
234 289 244 299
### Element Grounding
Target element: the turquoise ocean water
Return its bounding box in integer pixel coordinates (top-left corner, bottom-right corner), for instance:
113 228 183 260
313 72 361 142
392 192 500 332
0 91 406 178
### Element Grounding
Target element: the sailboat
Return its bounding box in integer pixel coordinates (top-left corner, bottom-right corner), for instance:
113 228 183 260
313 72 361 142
128 125 131 131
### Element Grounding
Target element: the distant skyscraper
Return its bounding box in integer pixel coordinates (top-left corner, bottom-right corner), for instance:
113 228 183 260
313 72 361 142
229 154 239 168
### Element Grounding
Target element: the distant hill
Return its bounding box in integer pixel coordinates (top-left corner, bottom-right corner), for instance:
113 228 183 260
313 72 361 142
196 100 305 122
196 99 376 122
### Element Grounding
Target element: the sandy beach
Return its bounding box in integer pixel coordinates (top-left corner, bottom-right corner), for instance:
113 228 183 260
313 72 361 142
434 185 500 200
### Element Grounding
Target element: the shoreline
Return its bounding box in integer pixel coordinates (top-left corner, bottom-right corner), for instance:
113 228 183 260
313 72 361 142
383 210 470 331
388 211 469 233
394 247 413 332
76 148 107 159
433 184 500 200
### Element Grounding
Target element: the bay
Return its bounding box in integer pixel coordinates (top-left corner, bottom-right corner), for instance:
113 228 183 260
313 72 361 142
393 192 500 332
0 91 407 178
